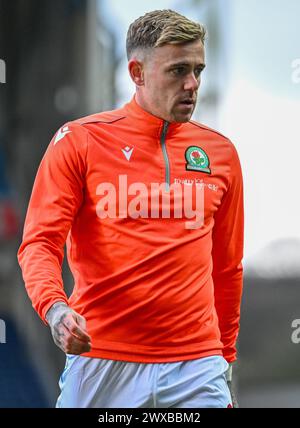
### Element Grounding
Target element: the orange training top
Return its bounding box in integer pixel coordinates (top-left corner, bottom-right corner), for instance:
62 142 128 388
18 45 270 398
18 97 244 363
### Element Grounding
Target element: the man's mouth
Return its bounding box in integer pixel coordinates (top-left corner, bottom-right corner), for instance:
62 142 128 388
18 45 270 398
178 99 195 108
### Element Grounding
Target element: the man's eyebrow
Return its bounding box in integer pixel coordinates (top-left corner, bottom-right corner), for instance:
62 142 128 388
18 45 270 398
167 62 206 69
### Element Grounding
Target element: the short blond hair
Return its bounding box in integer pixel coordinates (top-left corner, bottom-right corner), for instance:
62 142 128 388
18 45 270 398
126 9 206 60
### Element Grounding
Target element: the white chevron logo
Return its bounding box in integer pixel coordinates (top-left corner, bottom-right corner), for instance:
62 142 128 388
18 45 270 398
122 146 134 161
54 126 71 145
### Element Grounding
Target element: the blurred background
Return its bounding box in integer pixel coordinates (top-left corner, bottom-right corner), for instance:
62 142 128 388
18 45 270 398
0 0 300 408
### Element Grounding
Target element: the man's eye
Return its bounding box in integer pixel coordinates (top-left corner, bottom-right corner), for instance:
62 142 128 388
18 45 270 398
171 67 185 75
194 68 203 78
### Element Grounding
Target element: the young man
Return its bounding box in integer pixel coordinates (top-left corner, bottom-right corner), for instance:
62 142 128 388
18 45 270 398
18 10 243 408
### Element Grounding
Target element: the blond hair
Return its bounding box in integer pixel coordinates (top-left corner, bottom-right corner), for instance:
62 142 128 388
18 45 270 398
126 9 206 60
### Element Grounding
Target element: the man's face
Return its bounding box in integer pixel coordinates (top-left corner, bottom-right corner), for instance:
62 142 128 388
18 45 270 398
134 40 205 123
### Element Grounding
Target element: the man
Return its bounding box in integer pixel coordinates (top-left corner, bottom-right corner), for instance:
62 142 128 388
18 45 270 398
18 9 243 408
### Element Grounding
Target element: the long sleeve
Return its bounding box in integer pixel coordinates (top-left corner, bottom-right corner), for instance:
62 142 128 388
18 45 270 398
17 123 88 322
212 143 244 363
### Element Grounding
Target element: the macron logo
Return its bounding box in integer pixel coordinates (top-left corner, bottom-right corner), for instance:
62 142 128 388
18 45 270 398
122 146 134 161
54 126 71 145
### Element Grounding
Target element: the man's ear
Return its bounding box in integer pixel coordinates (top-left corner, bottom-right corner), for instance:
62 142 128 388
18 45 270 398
128 59 144 86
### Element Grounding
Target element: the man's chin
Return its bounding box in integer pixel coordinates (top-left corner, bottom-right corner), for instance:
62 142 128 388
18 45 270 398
172 106 195 123
173 113 193 123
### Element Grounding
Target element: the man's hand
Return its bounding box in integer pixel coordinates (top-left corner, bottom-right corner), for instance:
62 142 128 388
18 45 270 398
225 363 239 408
46 302 91 355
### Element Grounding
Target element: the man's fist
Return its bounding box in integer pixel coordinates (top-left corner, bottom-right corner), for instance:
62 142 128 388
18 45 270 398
46 302 91 355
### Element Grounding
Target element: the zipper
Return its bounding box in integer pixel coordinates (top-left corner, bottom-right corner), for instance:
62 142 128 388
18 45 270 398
160 121 171 192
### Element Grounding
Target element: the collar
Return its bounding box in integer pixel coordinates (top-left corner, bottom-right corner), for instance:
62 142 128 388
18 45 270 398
123 95 183 138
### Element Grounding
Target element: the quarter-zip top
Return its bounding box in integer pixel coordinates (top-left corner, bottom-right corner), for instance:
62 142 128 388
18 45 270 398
18 95 244 364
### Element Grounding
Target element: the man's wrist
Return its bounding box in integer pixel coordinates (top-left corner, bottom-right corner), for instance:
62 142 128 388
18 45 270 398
45 301 69 325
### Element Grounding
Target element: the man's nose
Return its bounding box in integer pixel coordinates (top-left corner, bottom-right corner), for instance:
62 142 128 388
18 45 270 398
183 73 200 91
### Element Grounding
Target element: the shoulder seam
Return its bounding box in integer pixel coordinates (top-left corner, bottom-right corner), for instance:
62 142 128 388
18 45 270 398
189 121 229 140
76 116 127 126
